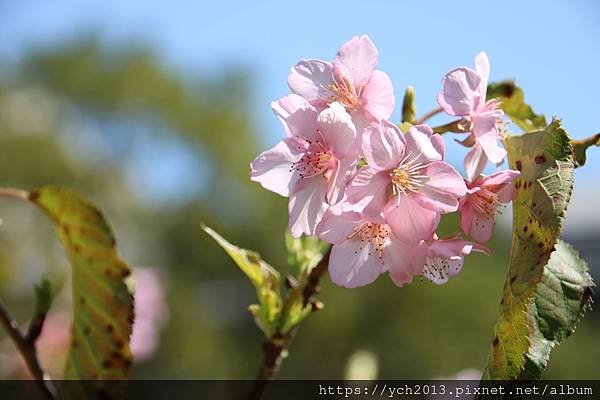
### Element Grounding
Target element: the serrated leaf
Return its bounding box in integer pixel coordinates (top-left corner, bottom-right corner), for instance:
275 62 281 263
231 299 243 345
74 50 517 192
522 240 594 379
203 225 282 336
483 119 574 379
284 231 328 278
487 81 547 131
29 186 133 399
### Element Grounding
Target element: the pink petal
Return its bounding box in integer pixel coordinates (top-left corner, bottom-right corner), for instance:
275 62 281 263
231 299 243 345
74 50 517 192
316 206 362 245
288 59 334 106
437 67 481 116
362 120 405 170
333 35 378 89
416 161 466 213
460 202 475 236
422 256 464 285
387 239 427 287
272 94 319 141
479 169 520 187
326 158 354 205
497 183 517 203
477 132 507 164
360 70 395 121
474 51 490 101
471 111 502 138
317 102 357 159
469 212 495 243
464 144 488 182
384 196 439 245
431 133 446 158
288 177 328 237
404 125 443 164
347 168 390 220
328 238 385 288
250 137 304 197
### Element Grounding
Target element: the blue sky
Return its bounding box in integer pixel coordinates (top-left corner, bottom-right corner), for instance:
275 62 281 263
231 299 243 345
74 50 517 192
1 0 599 232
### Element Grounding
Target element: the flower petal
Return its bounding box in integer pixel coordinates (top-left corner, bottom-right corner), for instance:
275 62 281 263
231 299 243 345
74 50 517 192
469 212 495 243
437 67 481 116
360 70 395 121
387 239 427 287
363 120 405 170
404 125 443 164
416 161 467 213
464 144 488 182
333 35 378 89
329 238 385 288
317 102 357 159
316 206 362 245
474 51 490 100
384 195 439 245
272 94 319 141
347 168 390 220
326 158 355 205
288 177 328 237
477 132 507 164
460 202 475 236
288 59 334 106
250 137 304 197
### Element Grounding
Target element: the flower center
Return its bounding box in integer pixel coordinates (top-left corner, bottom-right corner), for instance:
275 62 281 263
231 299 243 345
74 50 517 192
290 137 335 179
390 153 428 197
349 222 390 261
328 75 359 109
471 189 500 219
422 256 460 284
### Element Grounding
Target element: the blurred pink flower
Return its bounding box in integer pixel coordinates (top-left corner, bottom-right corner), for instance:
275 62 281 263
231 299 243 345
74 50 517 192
288 35 395 124
437 52 506 180
131 266 169 363
459 170 520 243
251 98 357 237
347 121 466 245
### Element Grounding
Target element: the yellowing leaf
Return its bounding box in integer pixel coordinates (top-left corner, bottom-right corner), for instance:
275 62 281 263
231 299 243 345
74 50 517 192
487 81 547 131
483 119 574 379
29 186 133 398
203 225 282 335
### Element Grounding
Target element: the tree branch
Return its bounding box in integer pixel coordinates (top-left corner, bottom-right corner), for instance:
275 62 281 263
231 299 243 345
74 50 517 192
0 187 30 201
250 247 331 400
0 302 55 399
415 106 443 125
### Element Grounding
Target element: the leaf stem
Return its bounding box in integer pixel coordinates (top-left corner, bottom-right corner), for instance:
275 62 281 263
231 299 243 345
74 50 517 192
0 302 56 399
572 132 600 148
249 247 331 400
415 106 443 125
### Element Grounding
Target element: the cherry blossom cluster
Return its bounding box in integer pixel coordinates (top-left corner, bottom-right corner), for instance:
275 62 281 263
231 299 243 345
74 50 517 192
251 35 519 288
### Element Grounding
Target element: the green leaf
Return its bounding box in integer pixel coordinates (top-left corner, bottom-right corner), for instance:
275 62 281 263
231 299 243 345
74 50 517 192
202 225 282 336
522 240 594 379
487 81 547 131
401 86 416 124
29 186 134 398
483 119 575 379
284 231 328 277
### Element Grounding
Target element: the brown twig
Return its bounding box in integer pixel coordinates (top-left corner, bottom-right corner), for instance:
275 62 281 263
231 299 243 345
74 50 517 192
572 132 600 148
0 187 30 201
415 106 443 125
250 247 331 400
0 303 55 399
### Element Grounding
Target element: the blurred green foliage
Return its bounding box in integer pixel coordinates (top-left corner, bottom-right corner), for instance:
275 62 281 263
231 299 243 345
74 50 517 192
0 39 598 380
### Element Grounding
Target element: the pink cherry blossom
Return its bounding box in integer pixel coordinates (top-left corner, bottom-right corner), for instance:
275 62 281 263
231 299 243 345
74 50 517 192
391 235 490 286
347 121 466 245
437 52 506 180
288 35 395 124
459 170 520 243
316 204 423 288
251 95 357 237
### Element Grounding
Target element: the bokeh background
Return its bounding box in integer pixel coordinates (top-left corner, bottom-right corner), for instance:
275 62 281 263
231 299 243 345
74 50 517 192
0 0 598 380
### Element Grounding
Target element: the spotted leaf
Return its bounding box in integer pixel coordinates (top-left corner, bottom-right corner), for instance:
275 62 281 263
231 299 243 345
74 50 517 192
483 119 575 379
29 186 134 399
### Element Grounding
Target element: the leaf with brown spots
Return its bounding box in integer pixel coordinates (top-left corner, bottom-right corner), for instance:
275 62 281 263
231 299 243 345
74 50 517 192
487 81 547 131
522 240 594 379
482 119 575 379
29 186 134 398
